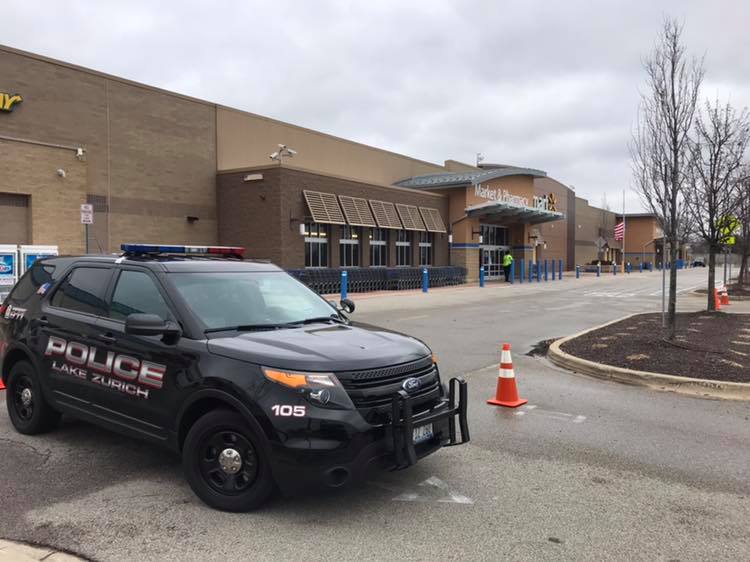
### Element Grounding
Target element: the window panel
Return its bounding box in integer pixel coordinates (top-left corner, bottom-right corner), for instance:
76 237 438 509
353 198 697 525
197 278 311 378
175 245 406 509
50 267 111 316
110 271 172 321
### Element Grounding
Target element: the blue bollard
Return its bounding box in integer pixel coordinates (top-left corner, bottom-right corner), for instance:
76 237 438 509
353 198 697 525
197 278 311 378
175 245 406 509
536 262 541 283
552 261 556 280
510 260 515 284
639 263 643 273
422 268 429 293
341 270 348 300
613 262 617 276
559 259 563 280
597 265 601 277
479 266 485 288
575 265 580 279
544 260 548 281
519 260 524 284
529 261 534 283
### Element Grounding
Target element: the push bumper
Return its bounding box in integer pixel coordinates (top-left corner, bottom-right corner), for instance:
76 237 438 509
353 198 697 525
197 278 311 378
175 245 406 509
391 376 470 469
270 377 470 494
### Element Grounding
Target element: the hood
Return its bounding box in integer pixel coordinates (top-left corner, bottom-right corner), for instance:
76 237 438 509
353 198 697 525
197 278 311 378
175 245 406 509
206 321 430 371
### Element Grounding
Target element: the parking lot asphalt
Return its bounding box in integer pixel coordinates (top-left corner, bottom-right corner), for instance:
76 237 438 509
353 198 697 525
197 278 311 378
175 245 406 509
1 269 749 561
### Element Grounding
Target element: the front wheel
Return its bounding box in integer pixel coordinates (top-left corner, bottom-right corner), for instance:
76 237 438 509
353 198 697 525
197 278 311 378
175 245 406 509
6 360 61 435
182 409 274 511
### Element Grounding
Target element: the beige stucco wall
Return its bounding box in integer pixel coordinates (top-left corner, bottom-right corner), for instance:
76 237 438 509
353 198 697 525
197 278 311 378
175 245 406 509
216 107 446 185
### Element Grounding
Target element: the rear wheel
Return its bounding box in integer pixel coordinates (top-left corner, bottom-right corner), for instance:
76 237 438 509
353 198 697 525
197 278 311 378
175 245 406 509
183 409 274 511
6 360 61 434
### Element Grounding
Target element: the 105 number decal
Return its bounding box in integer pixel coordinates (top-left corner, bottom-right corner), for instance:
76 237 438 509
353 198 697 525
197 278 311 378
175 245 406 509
271 405 306 417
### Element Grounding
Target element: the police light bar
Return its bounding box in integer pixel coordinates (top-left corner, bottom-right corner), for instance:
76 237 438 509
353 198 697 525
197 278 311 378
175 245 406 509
121 244 245 257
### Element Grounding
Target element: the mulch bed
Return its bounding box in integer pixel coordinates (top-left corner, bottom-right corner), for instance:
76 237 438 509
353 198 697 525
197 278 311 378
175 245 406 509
560 312 750 383
727 283 750 297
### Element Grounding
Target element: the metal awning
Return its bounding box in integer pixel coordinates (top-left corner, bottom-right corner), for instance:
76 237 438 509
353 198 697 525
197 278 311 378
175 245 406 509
396 204 427 231
465 200 564 224
369 199 403 229
338 195 376 227
419 207 447 233
303 190 346 224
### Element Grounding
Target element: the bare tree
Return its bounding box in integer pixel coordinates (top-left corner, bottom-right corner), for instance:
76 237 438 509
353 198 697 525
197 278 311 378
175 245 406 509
685 100 750 309
736 169 750 289
630 18 704 338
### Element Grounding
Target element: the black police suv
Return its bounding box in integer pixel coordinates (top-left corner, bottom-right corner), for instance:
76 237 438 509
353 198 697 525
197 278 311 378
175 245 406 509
0 244 469 511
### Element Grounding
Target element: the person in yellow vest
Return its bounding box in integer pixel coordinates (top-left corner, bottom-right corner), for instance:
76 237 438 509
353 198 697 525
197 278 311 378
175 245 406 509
503 251 514 282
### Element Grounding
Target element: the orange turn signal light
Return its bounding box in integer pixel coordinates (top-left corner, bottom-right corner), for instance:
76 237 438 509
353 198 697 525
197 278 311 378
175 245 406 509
263 369 309 388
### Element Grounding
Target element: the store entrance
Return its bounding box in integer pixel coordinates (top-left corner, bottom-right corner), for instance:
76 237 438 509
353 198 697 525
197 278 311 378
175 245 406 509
481 247 509 279
480 224 510 280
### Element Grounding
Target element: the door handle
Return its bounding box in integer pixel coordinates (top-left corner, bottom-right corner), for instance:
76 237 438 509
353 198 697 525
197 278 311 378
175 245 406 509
37 316 49 326
97 333 117 344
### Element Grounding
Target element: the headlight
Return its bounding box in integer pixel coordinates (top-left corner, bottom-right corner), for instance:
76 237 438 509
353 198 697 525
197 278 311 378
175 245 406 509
262 367 338 389
262 367 352 409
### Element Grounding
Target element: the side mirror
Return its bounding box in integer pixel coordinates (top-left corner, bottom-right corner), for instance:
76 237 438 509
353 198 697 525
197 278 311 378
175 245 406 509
340 298 355 314
125 313 181 339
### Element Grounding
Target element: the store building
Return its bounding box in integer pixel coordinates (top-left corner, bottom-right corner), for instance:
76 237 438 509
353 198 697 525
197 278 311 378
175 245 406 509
1 44 619 284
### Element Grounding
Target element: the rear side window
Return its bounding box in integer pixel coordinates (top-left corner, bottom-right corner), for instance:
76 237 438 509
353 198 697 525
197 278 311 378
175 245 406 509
7 264 56 304
50 267 111 316
109 270 172 321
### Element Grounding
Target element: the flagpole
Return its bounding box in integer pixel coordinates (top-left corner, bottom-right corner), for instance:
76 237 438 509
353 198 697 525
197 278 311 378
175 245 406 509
622 189 626 273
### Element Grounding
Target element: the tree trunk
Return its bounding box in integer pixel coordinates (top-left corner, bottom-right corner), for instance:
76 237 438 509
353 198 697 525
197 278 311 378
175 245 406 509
739 247 748 289
668 240 678 339
707 248 716 311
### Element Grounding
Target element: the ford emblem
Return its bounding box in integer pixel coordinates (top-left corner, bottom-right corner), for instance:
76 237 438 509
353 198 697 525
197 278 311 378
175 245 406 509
402 377 421 393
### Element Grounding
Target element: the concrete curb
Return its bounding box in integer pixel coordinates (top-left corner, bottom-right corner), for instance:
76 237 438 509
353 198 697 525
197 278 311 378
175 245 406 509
547 313 750 401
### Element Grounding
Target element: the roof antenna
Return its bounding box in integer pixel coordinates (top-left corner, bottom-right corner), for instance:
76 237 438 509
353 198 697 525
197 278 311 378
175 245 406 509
476 152 484 167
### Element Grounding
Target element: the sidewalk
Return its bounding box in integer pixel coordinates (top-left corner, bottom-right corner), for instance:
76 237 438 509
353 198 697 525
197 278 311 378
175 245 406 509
0 540 84 562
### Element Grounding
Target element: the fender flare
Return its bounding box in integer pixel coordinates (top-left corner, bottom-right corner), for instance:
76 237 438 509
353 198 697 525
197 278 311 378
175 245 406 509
175 388 273 456
1 341 43 383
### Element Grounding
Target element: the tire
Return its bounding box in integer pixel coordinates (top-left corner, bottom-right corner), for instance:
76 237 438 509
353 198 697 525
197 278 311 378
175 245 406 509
6 360 61 435
182 409 274 512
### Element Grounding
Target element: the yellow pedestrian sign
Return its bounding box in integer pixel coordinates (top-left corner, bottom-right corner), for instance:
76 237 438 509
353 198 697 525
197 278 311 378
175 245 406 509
718 215 739 246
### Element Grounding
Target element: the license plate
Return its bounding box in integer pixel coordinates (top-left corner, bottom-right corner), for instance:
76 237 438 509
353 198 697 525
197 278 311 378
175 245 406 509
413 423 434 444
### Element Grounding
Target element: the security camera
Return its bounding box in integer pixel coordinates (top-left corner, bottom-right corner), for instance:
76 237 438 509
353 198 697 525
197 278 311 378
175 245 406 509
56 168 66 178
269 151 279 159
278 144 286 149
76 147 85 159
287 148 297 156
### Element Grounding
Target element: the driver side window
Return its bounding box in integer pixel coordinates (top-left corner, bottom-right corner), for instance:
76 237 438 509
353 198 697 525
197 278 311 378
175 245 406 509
109 270 172 322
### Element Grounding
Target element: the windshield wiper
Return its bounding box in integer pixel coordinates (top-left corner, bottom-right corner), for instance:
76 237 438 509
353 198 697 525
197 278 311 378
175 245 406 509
291 315 348 326
204 324 289 333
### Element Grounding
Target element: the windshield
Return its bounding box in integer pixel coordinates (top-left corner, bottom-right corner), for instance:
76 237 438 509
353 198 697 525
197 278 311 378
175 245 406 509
169 272 339 331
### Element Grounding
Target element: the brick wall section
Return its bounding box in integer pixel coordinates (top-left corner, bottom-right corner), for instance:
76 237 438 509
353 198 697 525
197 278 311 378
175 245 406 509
217 167 283 262
218 165 450 269
0 46 218 252
0 140 87 252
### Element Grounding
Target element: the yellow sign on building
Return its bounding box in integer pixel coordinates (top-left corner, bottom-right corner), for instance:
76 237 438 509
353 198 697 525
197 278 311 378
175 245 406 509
1 92 23 112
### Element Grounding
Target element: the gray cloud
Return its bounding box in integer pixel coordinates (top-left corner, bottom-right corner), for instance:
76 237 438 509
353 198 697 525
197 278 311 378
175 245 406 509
3 0 749 211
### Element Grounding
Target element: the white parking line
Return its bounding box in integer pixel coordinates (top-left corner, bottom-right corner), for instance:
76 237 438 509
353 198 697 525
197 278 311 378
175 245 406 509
390 476 474 505
514 404 586 423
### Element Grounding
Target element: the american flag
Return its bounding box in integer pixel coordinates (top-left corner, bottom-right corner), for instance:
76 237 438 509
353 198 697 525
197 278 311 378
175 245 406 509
614 221 625 241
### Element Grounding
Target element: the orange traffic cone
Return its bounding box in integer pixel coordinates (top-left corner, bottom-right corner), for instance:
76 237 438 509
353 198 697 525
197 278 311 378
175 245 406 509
714 288 721 311
720 289 730 306
487 343 528 408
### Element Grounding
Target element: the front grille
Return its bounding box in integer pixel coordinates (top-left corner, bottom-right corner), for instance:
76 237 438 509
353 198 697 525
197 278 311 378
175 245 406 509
337 357 442 422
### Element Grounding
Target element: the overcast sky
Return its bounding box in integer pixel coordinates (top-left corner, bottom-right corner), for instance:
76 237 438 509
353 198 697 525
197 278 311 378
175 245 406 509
3 0 749 211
